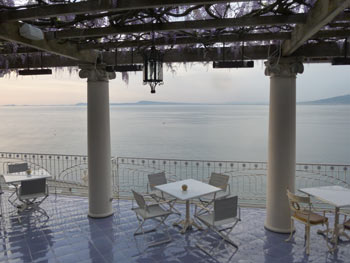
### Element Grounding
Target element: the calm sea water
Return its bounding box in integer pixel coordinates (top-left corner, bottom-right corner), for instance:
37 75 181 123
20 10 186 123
0 105 349 164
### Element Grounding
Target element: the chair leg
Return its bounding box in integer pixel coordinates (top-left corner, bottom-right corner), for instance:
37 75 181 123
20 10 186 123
134 217 150 235
196 221 238 258
196 226 212 254
306 225 310 255
148 215 172 247
168 200 181 216
286 219 294 242
134 215 172 247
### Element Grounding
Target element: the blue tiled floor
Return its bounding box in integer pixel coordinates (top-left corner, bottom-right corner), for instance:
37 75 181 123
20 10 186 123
0 193 349 263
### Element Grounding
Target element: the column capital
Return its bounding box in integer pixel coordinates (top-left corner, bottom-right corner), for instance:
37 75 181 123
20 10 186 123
264 58 304 77
79 65 116 81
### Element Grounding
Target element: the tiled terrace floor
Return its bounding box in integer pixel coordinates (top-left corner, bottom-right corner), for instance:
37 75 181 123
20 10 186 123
0 193 349 263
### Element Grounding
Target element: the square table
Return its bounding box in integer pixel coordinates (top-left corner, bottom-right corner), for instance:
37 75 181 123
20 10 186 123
155 178 221 233
3 168 52 211
299 185 350 251
3 168 51 184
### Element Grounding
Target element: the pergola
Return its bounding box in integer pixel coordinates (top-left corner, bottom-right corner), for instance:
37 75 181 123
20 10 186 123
1 0 349 233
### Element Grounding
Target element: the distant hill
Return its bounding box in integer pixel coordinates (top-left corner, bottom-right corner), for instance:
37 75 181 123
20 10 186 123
75 101 197 106
301 94 350 105
75 101 267 106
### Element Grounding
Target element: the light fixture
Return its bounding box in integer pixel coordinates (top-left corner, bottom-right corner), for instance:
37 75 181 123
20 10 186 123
114 65 142 72
213 42 254 69
332 38 350 65
114 48 143 72
213 61 254 68
143 46 163 94
19 23 44 41
332 57 350 65
19 69 52 75
18 52 52 76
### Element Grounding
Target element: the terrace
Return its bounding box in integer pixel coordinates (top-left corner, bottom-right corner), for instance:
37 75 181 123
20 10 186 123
1 0 350 262
0 153 350 262
0 193 350 263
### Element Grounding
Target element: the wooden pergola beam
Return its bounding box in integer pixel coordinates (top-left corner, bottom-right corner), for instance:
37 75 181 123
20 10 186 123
2 29 349 56
0 0 256 22
53 14 306 40
2 29 349 55
0 22 98 63
79 32 290 50
282 0 350 56
79 29 350 50
1 42 344 69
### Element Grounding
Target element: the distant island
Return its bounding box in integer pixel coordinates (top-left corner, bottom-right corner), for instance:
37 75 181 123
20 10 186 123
300 94 350 105
2 95 350 107
75 100 267 106
75 101 200 106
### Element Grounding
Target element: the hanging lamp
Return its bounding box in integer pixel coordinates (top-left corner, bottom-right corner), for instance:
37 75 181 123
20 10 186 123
143 28 163 94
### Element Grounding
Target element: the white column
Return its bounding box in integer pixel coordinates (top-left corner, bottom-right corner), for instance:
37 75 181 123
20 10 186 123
79 67 116 218
264 58 304 233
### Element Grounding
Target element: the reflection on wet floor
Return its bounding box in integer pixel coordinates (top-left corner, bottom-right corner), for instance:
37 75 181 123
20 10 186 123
0 192 348 263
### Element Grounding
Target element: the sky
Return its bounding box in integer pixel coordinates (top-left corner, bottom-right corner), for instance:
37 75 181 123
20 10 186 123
0 62 350 105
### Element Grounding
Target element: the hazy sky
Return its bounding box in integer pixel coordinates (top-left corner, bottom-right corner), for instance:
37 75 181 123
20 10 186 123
0 62 349 105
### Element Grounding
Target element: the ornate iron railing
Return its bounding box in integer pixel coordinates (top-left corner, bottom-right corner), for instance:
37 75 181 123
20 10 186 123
0 152 88 196
114 157 350 207
1 152 349 207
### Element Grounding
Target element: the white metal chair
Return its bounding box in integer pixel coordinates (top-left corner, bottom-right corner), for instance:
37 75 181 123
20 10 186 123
195 173 230 216
338 210 350 240
195 195 240 257
131 190 173 247
7 163 29 173
286 189 329 255
6 163 29 207
17 178 49 220
147 172 181 215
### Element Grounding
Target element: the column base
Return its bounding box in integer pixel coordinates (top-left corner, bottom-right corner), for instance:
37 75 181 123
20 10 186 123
264 223 293 234
88 211 114 218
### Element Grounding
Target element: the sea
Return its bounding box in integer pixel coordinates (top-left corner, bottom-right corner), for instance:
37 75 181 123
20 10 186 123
0 104 349 165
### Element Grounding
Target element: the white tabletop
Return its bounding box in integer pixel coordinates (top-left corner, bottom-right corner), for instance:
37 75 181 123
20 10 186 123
3 169 51 184
299 185 350 208
155 179 221 201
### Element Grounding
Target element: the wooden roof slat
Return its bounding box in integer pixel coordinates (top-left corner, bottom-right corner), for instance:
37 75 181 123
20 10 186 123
2 29 349 55
79 32 290 50
1 42 345 69
282 0 350 56
53 14 306 40
0 0 256 22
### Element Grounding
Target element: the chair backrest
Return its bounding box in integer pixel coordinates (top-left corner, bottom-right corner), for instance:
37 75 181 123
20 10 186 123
148 172 167 191
214 195 238 222
209 173 229 191
20 178 47 197
286 189 310 213
132 190 147 210
8 163 28 173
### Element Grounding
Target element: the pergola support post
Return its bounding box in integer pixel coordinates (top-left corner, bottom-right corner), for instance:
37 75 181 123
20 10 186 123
264 58 304 233
79 66 116 218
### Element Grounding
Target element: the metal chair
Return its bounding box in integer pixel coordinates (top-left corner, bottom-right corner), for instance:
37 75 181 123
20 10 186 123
195 173 230 216
5 163 29 207
286 189 329 255
147 172 181 215
195 196 240 257
17 178 49 220
131 190 173 247
7 163 29 173
338 210 350 240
